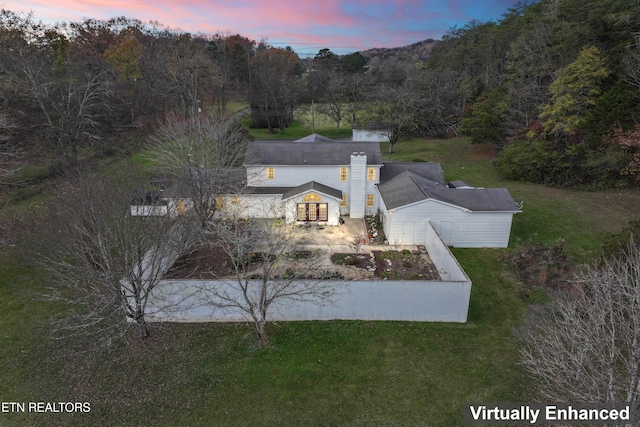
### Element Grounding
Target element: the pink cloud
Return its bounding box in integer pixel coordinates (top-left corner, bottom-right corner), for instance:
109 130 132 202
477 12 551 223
2 0 521 54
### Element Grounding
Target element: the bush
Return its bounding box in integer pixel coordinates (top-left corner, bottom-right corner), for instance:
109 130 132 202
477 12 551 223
507 239 572 290
602 220 640 260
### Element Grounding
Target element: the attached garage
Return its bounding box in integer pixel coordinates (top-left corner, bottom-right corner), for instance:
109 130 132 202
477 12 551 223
377 168 520 248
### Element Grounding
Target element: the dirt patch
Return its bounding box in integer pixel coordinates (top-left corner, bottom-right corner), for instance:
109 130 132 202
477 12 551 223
165 245 375 280
166 246 441 282
372 250 440 280
165 245 235 279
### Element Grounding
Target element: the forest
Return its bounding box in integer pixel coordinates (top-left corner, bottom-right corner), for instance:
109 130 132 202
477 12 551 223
2 0 640 188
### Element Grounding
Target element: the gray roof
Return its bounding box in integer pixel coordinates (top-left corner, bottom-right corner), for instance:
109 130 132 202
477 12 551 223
448 180 475 188
282 181 342 200
378 170 520 212
246 186 293 195
244 140 383 166
380 162 446 184
294 133 337 143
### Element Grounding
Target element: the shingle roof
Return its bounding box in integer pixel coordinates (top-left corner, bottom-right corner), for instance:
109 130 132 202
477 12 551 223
448 180 475 188
281 181 343 200
294 133 336 143
378 170 520 212
244 140 383 165
380 162 446 184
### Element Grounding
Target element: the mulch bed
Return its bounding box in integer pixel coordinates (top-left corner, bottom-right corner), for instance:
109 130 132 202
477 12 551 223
372 250 440 280
165 245 235 279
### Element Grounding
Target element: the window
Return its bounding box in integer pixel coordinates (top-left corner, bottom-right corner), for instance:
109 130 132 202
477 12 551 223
366 194 375 207
296 203 328 222
340 167 348 181
266 167 275 179
297 204 306 221
340 194 348 207
232 195 240 204
215 197 224 209
318 204 328 221
367 167 376 181
308 203 317 221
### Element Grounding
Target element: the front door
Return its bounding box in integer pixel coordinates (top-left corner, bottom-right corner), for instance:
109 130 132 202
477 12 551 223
297 203 328 222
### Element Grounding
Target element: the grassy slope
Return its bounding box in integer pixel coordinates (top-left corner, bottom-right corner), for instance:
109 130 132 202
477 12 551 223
2 136 640 426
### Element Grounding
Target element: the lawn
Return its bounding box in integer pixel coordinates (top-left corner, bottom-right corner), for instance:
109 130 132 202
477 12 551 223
2 136 640 426
241 105 354 140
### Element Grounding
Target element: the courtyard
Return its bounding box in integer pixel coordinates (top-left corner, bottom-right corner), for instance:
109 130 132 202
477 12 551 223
166 216 441 281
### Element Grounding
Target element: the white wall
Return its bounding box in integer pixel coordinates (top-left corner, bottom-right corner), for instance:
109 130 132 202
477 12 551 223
247 164 381 219
146 278 471 323
233 194 285 218
383 199 515 248
130 205 168 216
135 212 472 324
352 129 390 143
424 221 469 282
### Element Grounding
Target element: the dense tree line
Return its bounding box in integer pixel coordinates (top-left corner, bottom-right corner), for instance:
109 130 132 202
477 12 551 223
0 11 269 165
428 0 640 187
3 0 640 186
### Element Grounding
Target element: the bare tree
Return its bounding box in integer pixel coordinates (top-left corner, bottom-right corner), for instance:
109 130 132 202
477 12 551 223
519 239 640 414
622 34 640 91
0 109 21 180
0 12 115 165
36 167 194 346
250 46 300 134
147 111 252 225
316 72 348 134
204 202 335 347
363 83 422 154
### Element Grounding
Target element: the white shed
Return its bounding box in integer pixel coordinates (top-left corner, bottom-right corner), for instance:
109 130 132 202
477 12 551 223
377 166 520 248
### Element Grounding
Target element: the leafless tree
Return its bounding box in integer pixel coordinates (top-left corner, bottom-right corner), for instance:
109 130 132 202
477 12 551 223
204 202 335 347
316 72 348 134
36 167 195 346
0 109 21 180
519 239 640 416
0 11 115 165
147 111 252 226
363 83 422 153
622 34 640 91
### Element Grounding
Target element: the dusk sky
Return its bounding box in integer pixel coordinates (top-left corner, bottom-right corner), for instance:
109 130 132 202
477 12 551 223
2 0 522 56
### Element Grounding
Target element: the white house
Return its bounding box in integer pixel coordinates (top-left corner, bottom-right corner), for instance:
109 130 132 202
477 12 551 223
161 135 520 247
352 123 390 143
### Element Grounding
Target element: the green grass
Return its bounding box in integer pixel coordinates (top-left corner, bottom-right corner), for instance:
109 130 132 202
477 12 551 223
242 105 354 140
384 137 640 261
4 136 640 426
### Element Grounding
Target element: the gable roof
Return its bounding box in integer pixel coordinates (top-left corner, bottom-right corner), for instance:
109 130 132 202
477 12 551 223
448 180 475 189
281 181 343 200
380 162 446 184
378 170 520 212
244 140 383 166
294 133 336 143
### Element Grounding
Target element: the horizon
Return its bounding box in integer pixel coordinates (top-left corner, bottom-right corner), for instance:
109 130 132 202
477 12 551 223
1 0 524 57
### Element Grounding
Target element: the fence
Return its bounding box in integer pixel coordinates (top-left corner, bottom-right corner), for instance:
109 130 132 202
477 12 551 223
144 221 471 323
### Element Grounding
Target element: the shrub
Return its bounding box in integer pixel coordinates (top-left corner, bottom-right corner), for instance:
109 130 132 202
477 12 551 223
507 239 572 290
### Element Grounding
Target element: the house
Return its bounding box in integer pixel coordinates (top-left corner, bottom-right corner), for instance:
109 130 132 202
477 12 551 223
352 123 391 143
242 137 383 225
163 134 520 248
